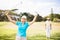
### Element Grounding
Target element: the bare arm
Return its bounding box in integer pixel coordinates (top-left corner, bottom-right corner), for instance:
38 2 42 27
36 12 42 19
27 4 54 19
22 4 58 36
29 15 37 25
5 11 16 24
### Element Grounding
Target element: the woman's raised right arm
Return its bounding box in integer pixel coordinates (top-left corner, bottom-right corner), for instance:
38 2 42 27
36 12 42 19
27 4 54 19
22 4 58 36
5 10 16 24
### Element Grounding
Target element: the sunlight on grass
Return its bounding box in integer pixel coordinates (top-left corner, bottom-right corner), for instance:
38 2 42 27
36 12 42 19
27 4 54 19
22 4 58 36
0 22 7 26
0 27 17 40
0 22 60 40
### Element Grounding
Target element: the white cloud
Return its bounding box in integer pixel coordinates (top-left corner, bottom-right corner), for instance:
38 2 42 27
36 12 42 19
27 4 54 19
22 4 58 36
17 0 56 16
0 0 60 16
0 0 18 10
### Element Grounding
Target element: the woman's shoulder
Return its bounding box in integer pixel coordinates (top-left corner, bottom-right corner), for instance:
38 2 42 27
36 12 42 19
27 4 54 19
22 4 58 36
25 22 28 23
16 21 21 23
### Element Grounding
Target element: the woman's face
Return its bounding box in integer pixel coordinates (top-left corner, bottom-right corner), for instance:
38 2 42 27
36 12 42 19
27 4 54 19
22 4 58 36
21 18 26 22
47 19 50 21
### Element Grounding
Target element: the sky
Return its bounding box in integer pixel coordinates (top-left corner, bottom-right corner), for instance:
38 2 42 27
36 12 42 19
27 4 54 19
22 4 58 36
0 0 60 17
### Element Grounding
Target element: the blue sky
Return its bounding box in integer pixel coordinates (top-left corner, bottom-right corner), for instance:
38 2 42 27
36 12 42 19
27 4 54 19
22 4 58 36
0 0 60 17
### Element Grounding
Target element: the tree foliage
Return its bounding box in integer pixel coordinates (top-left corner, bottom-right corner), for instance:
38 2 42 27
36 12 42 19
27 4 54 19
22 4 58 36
0 9 60 22
19 12 43 22
0 9 18 21
44 13 60 22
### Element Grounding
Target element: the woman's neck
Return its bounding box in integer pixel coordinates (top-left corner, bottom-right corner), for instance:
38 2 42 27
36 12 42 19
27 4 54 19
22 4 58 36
22 22 25 24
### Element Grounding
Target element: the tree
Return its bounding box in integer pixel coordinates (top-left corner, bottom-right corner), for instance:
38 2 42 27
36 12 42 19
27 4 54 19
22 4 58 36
49 13 54 21
43 16 48 21
0 9 18 21
36 14 43 22
11 9 18 11
21 12 43 22
54 14 60 19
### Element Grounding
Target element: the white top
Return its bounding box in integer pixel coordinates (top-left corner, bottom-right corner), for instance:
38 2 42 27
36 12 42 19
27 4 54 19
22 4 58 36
45 20 51 29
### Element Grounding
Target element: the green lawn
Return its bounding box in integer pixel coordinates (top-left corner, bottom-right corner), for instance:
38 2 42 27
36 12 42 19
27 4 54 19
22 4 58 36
0 22 60 40
0 22 7 26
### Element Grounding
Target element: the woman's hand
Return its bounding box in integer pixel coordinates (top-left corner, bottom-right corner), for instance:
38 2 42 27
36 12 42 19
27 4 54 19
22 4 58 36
29 14 38 25
5 10 9 16
5 10 16 24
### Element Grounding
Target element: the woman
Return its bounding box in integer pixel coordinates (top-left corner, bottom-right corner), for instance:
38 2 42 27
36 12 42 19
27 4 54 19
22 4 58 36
5 10 37 40
45 18 52 40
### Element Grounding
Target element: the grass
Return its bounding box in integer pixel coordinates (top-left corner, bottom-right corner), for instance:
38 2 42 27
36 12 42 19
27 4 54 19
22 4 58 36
0 22 60 40
0 28 16 40
0 22 7 26
51 33 60 40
